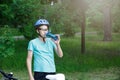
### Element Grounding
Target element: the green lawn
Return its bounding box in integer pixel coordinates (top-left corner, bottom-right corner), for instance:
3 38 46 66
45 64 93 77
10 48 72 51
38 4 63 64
2 67 120 80
65 67 120 80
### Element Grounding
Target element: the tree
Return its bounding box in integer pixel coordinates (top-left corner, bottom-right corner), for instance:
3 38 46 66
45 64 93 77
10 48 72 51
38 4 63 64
102 4 112 41
70 0 88 53
0 0 14 27
86 0 120 41
79 0 88 53
100 0 120 41
98 0 113 41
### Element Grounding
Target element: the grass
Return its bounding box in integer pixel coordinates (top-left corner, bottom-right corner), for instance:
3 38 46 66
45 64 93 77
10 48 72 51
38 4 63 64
55 37 120 72
65 67 120 80
1 67 120 80
1 33 120 80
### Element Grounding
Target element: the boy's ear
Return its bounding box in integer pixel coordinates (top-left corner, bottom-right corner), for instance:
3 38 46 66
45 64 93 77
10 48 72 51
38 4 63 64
36 29 39 33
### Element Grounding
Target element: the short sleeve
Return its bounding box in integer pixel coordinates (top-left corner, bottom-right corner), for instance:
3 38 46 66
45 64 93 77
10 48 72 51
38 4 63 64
28 41 34 51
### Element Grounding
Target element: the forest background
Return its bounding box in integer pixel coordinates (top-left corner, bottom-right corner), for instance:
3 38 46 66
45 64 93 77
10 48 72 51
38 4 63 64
0 0 120 80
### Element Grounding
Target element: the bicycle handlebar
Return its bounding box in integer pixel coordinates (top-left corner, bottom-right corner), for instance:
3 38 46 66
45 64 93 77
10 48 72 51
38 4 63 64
0 70 17 80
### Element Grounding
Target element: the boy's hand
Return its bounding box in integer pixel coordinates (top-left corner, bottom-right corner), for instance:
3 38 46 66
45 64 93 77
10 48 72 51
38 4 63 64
54 34 60 44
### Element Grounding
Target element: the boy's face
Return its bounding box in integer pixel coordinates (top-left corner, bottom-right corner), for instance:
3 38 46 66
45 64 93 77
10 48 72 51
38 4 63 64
37 25 48 38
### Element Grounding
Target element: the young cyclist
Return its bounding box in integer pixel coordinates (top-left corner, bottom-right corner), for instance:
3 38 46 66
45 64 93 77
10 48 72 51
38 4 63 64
26 19 63 80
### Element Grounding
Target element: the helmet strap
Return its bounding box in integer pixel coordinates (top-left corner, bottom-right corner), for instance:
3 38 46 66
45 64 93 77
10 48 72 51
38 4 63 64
38 30 46 43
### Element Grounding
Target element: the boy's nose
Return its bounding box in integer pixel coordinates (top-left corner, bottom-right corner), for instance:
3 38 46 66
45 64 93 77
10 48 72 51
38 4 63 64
45 31 48 34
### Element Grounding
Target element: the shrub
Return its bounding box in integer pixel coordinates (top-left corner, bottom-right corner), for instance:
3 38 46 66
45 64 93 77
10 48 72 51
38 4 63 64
22 24 37 40
0 25 15 68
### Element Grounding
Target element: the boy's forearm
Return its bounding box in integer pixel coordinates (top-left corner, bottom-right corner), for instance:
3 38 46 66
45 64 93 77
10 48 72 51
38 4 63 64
26 58 34 80
56 44 63 58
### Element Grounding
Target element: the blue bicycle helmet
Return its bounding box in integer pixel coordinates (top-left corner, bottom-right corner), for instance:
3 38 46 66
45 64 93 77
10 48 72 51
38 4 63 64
34 19 49 28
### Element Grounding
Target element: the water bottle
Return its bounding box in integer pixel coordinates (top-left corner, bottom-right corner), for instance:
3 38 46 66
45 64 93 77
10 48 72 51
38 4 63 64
46 32 58 41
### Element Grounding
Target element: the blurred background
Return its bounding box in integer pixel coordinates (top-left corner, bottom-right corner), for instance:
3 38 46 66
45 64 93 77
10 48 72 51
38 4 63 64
0 0 120 80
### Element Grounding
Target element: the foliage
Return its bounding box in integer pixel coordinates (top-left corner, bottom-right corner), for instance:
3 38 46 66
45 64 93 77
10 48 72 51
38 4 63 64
85 0 120 34
0 25 15 59
21 1 81 38
0 3 14 26
23 24 37 40
0 0 40 27
43 2 81 37
0 0 120 39
112 5 120 33
11 0 37 27
1 0 44 39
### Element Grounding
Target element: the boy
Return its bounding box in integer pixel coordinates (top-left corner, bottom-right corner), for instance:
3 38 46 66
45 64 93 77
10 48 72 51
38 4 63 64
26 19 63 80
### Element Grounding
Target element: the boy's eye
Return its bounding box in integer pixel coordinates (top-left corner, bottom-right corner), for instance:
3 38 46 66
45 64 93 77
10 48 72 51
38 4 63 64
38 28 48 31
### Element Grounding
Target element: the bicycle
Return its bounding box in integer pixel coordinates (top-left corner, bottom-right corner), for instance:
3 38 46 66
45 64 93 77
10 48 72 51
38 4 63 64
0 70 17 80
0 69 65 80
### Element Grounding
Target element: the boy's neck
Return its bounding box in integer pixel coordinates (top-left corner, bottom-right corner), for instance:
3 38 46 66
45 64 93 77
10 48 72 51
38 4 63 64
38 36 46 43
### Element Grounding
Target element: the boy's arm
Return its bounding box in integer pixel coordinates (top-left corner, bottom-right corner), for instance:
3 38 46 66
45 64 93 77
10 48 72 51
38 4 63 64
54 35 63 58
26 50 34 80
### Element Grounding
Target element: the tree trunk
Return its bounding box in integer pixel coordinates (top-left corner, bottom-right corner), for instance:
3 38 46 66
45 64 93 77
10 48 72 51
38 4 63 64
81 12 86 53
103 5 112 41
